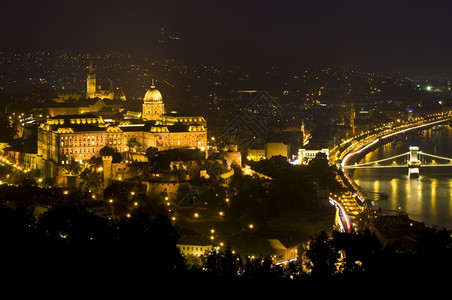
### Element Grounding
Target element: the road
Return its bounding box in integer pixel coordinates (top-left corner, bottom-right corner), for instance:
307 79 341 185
329 110 452 232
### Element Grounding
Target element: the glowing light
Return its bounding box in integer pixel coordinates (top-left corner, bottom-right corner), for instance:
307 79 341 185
329 197 352 233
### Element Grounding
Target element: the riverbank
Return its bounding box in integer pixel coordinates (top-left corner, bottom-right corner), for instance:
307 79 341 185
343 125 452 230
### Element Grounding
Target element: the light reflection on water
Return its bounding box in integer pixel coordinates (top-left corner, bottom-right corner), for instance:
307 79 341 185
352 124 452 229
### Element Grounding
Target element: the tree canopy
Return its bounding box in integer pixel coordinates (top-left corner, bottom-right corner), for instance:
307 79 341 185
1 200 450 283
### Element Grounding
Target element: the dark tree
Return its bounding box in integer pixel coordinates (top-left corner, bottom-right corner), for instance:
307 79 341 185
114 213 184 273
103 180 135 216
305 231 339 278
145 146 159 161
307 152 344 194
227 169 271 230
0 114 17 143
242 256 279 280
79 168 103 196
35 205 114 269
414 227 452 275
268 165 316 213
127 136 142 152
99 146 116 157
99 146 123 163
0 201 36 258
202 244 243 279
331 229 383 275
64 158 82 176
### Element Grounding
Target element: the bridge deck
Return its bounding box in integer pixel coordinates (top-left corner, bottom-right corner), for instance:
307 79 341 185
343 148 452 170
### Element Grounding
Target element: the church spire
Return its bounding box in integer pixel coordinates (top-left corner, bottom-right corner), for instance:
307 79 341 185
88 60 94 74
86 60 96 98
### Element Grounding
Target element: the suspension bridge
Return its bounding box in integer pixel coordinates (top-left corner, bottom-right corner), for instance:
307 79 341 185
343 146 452 178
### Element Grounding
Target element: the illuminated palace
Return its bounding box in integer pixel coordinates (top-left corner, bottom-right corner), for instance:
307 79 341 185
37 83 207 172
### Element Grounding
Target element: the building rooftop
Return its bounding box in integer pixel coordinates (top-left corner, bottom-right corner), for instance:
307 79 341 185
161 111 205 118
178 235 213 246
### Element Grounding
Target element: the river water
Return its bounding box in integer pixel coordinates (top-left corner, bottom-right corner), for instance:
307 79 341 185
351 124 452 230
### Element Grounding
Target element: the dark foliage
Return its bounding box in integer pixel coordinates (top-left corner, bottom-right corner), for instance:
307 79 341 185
0 201 183 278
1 199 450 285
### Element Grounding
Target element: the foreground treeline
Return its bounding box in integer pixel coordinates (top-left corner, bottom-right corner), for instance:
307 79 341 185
1 201 451 283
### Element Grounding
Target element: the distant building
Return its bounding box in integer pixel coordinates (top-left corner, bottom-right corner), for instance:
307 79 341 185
37 84 207 179
231 236 300 264
86 61 126 101
247 148 266 161
266 142 290 159
297 148 329 164
32 98 125 119
177 235 213 257
247 142 290 161
373 211 425 246
55 91 82 102
142 80 164 120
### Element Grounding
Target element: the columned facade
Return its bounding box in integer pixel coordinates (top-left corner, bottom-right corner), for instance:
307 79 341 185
142 83 164 120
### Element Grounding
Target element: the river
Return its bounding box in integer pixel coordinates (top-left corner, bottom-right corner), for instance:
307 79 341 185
350 124 452 230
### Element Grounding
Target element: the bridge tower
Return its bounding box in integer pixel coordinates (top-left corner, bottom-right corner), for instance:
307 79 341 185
408 146 420 178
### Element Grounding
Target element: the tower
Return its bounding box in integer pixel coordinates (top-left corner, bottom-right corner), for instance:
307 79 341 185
142 80 165 120
408 146 420 178
102 155 113 186
86 60 97 98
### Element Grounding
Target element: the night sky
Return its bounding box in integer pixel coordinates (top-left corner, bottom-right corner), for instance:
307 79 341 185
2 0 452 75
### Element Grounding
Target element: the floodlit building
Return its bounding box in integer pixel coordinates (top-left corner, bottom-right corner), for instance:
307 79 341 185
177 235 213 257
37 84 207 178
266 142 290 159
247 142 290 161
298 148 329 164
86 61 126 101
142 81 165 120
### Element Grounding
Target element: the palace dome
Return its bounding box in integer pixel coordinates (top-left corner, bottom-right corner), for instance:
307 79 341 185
144 85 162 102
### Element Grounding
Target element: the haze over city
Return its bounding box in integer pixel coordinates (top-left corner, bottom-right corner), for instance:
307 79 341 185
3 0 452 75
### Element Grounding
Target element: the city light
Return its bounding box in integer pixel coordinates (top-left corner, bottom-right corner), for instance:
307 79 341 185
1 13 452 282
